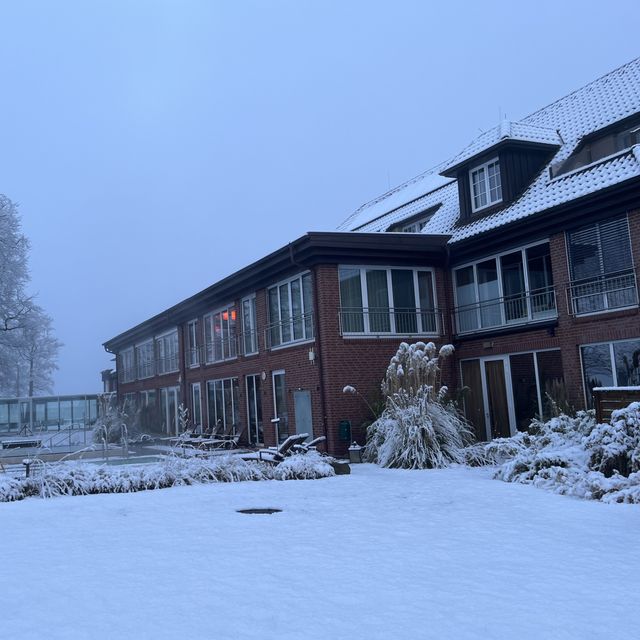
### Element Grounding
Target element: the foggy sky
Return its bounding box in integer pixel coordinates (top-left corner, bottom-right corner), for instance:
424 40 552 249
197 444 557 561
1 0 638 394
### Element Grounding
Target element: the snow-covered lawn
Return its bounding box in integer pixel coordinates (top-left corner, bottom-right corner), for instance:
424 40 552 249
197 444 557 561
3 464 639 640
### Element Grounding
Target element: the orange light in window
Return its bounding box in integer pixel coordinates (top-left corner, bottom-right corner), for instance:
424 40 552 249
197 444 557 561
231 309 237 321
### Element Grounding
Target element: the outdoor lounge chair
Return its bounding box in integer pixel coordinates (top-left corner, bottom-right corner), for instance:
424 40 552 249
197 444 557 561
292 435 326 453
199 424 247 450
241 433 309 463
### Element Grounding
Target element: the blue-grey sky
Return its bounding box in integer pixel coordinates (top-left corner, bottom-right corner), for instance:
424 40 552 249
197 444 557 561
1 1 638 394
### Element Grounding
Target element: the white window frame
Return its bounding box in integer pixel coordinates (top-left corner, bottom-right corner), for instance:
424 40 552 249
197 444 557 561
191 382 202 430
204 304 238 364
241 295 258 355
135 339 155 380
120 348 135 383
452 239 554 333
155 328 179 375
267 272 314 349
206 377 239 432
338 265 439 336
401 217 431 233
187 320 199 368
579 337 640 407
469 157 502 213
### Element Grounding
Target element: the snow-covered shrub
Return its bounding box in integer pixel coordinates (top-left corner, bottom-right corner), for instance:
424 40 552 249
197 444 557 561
0 452 335 503
584 402 640 477
365 342 473 469
273 451 335 480
479 405 640 503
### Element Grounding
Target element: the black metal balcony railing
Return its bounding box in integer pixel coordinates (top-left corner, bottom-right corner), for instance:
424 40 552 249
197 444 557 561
454 286 557 334
566 270 639 316
265 312 314 349
339 307 442 336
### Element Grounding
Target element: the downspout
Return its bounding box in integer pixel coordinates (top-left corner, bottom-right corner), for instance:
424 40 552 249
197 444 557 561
288 243 329 447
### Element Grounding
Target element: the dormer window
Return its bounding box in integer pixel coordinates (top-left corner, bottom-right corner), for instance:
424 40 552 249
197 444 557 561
401 217 430 233
470 158 502 212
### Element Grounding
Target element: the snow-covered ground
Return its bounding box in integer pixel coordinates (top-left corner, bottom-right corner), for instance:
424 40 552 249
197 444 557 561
3 464 639 640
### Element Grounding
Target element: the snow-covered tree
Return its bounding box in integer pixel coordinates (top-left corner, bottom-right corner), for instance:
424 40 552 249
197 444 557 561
0 195 61 397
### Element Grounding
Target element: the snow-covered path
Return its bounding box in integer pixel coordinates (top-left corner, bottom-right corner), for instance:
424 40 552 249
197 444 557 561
2 465 638 640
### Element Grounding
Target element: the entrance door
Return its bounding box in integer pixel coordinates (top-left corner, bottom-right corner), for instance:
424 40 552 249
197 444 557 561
461 357 515 440
484 360 512 439
246 374 263 445
161 386 180 435
293 390 312 442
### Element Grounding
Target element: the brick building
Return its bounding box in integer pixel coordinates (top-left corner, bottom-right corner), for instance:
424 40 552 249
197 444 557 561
104 58 640 454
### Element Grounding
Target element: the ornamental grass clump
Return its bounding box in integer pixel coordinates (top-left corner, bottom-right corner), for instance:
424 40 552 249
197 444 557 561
365 341 473 469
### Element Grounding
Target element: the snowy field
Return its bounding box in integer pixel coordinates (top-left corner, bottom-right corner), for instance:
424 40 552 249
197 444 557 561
2 464 639 640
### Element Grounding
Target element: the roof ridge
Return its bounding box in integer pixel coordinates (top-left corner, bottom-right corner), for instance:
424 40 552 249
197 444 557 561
523 56 640 123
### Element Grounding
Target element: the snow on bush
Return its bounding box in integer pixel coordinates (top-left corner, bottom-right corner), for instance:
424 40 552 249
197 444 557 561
482 404 640 503
365 342 474 469
0 453 335 503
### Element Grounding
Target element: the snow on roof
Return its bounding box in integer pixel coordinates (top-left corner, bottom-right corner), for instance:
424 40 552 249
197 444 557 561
440 121 562 174
339 57 640 243
337 165 454 231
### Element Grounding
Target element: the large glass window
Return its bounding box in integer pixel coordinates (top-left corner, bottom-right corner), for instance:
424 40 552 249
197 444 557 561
206 378 239 433
187 320 199 367
191 383 202 429
567 216 637 315
246 374 263 445
241 296 258 355
135 341 154 379
581 339 640 406
156 330 179 374
339 267 438 336
454 243 555 333
267 273 314 348
120 348 134 383
469 158 502 212
205 306 237 362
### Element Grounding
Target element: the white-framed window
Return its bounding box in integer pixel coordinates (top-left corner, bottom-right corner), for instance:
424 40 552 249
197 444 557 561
156 329 179 375
206 377 239 434
241 295 258 355
120 348 135 383
401 217 430 233
204 305 238 363
267 272 314 348
338 266 438 335
272 370 289 443
469 158 502 212
566 215 637 315
453 241 556 333
191 382 202 430
187 320 199 367
135 340 154 379
581 338 640 406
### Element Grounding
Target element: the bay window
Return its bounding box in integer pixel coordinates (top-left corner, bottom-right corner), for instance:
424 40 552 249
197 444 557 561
453 242 556 333
339 266 437 335
267 273 314 348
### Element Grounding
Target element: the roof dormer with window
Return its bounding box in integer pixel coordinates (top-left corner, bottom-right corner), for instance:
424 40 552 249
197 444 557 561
440 121 561 223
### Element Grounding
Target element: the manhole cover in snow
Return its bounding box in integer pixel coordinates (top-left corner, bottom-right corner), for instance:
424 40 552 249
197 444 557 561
236 508 282 515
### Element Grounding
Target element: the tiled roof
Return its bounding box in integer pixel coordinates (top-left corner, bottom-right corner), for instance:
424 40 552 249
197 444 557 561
339 57 640 243
440 121 561 174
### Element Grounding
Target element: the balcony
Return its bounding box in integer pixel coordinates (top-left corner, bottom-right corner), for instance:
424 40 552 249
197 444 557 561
265 312 314 349
205 335 238 363
339 307 442 337
454 286 557 335
566 270 639 316
156 355 179 375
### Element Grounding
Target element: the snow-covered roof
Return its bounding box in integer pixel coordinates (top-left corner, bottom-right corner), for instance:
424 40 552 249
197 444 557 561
339 57 640 243
440 121 562 174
